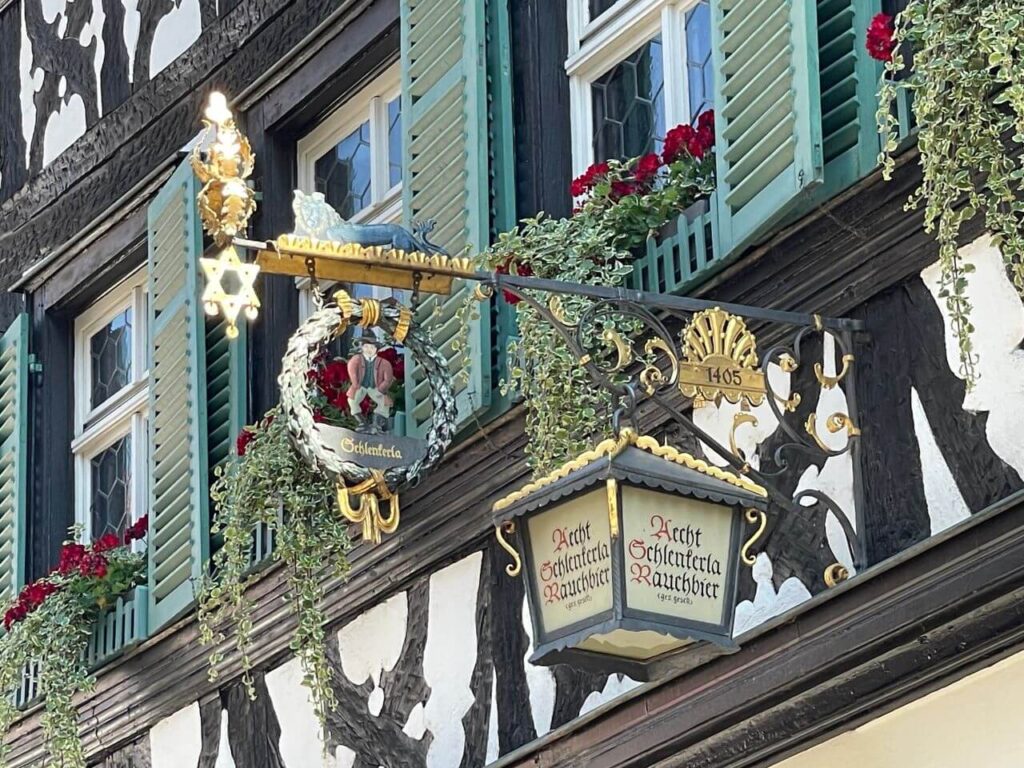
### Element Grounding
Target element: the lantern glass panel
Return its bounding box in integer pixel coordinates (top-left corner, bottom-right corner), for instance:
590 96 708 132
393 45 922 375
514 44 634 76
577 629 688 660
621 487 735 626
526 489 613 635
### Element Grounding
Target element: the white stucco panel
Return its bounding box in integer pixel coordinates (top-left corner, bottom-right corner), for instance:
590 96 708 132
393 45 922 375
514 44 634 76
733 553 812 636
149 0 202 78
265 656 330 767
423 552 482 767
910 387 969 534
921 235 1024 476
149 701 203 768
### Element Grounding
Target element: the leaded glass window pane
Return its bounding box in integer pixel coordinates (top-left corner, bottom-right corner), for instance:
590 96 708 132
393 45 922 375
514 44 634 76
589 0 619 20
314 120 373 219
90 435 131 537
686 2 713 122
90 308 132 408
591 37 665 162
387 96 402 189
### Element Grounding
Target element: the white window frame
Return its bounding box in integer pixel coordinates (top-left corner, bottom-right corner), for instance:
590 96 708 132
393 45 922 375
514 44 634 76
566 0 705 175
296 63 402 227
72 271 149 542
296 64 405 320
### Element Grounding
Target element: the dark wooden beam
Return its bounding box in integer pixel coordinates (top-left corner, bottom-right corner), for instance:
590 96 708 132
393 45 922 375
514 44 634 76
510 0 572 221
0 0 388 293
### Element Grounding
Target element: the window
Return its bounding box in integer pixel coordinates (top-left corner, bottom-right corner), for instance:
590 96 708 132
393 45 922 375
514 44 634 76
296 64 406 320
566 0 712 173
72 272 148 541
297 64 402 226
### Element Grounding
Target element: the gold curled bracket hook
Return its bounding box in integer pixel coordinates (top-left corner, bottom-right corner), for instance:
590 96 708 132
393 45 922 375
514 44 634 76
495 520 522 577
824 563 850 588
336 470 400 544
740 507 767 567
814 354 855 390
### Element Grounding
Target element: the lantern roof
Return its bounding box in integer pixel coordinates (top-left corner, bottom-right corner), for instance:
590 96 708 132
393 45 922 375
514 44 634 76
493 430 767 521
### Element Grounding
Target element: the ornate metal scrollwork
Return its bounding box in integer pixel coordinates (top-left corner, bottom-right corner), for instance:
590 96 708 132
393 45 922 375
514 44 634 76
484 276 868 574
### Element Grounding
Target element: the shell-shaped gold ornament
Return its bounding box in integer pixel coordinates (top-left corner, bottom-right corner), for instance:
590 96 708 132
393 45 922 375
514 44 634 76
682 307 759 369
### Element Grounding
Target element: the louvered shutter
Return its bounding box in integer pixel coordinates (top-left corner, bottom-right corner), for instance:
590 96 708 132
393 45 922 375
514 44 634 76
401 0 492 438
711 0 824 256
205 317 247 474
146 159 210 631
817 0 880 193
0 315 28 606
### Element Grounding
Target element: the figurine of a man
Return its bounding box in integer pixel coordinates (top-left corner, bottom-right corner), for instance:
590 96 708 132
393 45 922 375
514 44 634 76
347 333 395 433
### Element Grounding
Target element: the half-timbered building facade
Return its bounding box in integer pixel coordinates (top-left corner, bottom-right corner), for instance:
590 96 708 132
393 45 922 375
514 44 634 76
0 0 1022 765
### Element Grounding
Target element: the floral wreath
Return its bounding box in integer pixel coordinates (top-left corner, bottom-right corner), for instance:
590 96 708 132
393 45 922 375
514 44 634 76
278 290 457 494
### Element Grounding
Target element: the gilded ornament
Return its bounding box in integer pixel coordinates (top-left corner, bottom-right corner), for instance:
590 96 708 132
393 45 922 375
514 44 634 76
824 563 850 588
639 336 679 395
492 429 765 512
814 354 854 390
199 245 261 339
679 308 766 407
191 92 257 247
740 507 768 567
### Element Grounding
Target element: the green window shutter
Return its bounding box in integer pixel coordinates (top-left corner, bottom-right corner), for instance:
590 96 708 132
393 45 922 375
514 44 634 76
817 0 881 193
401 0 492 437
712 0 824 256
0 314 29 605
205 317 247 474
146 158 210 632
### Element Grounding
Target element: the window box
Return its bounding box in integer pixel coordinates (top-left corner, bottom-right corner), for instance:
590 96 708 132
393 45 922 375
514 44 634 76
13 586 149 710
628 194 721 296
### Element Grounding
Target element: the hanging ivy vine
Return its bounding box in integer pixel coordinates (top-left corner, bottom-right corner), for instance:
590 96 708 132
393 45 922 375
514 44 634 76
875 2 1024 385
198 407 350 734
0 524 148 768
474 116 716 474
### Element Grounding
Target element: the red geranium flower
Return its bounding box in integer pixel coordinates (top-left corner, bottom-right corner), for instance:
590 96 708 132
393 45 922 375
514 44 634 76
360 396 374 416
236 428 255 457
570 161 610 197
663 124 695 164
496 260 534 305
124 514 149 544
92 532 120 553
866 13 895 62
610 180 637 200
78 552 108 579
634 152 662 183
56 542 87 575
329 389 350 413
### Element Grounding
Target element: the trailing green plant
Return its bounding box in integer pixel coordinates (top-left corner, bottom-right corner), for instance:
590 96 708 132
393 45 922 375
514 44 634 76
874 3 1024 385
473 117 716 474
198 408 350 736
0 522 148 768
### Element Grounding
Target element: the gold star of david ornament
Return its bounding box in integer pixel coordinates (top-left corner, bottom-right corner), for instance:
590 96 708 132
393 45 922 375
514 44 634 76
200 245 260 338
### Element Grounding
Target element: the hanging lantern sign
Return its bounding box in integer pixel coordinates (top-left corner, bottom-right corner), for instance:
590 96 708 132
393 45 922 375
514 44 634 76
493 430 768 679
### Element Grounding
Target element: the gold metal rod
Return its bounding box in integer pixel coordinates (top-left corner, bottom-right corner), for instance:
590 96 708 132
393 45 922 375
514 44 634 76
233 237 486 280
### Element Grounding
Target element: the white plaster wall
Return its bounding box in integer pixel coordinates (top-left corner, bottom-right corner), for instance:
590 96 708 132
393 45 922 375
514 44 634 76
423 553 482 767
149 701 203 768
215 708 236 768
265 655 331 767
41 90 86 166
921 236 1024 479
149 0 202 79
521 599 555 738
910 387 969 534
337 590 409 718
775 648 1024 768
733 553 812 635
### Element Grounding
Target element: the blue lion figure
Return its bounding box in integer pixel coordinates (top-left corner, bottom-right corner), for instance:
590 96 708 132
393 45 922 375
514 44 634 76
291 191 449 256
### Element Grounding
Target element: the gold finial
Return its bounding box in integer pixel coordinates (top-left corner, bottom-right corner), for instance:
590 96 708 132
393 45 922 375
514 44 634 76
193 92 260 338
